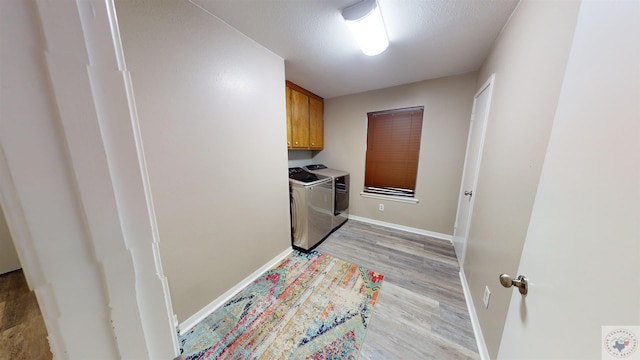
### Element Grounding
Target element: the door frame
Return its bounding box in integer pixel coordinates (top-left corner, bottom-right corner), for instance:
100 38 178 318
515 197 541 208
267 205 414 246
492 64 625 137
0 1 179 357
453 74 495 266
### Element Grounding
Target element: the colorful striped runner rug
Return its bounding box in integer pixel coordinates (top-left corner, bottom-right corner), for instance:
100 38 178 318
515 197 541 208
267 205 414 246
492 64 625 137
179 250 384 359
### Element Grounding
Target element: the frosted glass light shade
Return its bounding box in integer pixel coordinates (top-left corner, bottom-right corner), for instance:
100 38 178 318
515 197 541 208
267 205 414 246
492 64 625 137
342 0 389 56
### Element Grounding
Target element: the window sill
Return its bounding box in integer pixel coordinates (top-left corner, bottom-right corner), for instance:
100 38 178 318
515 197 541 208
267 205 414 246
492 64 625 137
360 192 419 204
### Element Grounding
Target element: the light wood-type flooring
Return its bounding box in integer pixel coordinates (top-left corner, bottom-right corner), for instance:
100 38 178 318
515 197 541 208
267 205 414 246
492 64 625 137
316 220 479 359
0 270 51 360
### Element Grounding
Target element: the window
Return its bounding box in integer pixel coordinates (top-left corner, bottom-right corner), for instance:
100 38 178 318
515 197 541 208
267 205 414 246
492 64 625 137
364 106 424 198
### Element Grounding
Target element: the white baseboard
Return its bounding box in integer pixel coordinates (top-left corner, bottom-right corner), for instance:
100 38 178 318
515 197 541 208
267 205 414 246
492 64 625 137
178 247 293 334
348 215 453 243
459 269 490 360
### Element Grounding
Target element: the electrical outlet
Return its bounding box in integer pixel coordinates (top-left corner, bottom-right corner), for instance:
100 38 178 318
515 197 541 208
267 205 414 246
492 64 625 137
483 286 491 308
378 203 384 211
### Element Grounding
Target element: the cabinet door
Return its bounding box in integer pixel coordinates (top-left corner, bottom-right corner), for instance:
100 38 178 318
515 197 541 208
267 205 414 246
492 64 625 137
286 86 292 149
309 97 323 149
290 89 310 148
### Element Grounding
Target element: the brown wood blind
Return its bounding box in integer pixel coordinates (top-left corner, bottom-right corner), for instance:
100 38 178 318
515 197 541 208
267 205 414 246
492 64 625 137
364 106 424 196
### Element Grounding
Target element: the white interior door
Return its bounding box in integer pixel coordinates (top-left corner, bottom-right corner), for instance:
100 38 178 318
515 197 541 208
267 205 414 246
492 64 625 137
497 2 640 358
453 75 494 265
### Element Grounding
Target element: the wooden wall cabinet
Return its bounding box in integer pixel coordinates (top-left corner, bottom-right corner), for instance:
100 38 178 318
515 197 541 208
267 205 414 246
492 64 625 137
286 81 324 150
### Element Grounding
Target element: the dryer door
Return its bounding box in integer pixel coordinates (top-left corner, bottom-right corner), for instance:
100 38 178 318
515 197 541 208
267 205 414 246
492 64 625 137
306 180 333 249
290 185 307 249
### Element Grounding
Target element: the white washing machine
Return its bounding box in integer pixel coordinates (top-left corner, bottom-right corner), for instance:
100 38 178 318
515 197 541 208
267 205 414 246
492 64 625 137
303 164 349 231
288 167 333 251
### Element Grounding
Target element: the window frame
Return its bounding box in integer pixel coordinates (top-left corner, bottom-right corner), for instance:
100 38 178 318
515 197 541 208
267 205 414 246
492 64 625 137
362 106 424 201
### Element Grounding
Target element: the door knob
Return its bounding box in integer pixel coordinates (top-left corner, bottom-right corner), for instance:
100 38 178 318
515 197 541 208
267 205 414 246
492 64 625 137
499 273 528 295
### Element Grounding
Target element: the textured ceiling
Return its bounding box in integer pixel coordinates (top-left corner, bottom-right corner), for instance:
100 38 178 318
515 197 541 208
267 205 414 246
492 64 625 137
192 0 519 99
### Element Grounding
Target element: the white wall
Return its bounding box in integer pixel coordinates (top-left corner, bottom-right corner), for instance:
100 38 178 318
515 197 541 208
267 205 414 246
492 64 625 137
498 1 640 357
316 74 477 236
0 207 20 274
115 0 291 321
288 150 315 168
461 1 581 356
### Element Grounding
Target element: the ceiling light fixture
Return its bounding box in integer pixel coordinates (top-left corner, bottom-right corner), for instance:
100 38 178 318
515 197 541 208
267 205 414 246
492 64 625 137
342 0 389 56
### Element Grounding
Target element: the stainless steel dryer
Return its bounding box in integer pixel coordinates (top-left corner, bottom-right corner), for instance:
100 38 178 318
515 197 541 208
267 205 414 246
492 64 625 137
288 167 333 251
303 164 349 231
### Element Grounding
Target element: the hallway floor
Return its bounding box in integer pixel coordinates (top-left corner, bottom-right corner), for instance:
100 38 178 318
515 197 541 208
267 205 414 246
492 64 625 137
0 270 51 360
